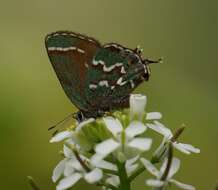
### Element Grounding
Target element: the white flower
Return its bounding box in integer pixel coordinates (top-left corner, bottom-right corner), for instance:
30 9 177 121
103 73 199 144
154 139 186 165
52 145 103 190
49 93 200 190
146 112 162 120
50 131 73 143
147 121 200 155
91 117 152 164
141 157 195 190
130 94 162 121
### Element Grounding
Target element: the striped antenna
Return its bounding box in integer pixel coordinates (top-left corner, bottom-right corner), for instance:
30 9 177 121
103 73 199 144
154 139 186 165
48 113 75 131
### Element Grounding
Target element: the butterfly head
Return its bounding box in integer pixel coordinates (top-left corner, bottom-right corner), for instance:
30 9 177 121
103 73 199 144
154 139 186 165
121 46 162 87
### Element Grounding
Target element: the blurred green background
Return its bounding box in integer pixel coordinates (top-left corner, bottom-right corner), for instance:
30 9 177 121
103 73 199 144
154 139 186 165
0 0 217 189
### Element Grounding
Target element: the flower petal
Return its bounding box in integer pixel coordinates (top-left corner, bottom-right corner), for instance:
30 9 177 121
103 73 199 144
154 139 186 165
94 160 118 171
140 158 160 177
76 118 95 131
146 179 165 187
63 145 74 158
65 138 76 146
169 157 180 178
152 137 168 162
125 155 139 176
173 143 191 154
170 179 195 190
160 157 180 179
126 155 139 166
50 131 73 143
126 163 139 176
63 161 75 177
84 168 103 183
147 121 173 138
173 143 200 154
52 158 67 182
128 138 152 151
56 173 82 190
95 139 120 156
130 94 147 121
106 175 120 187
68 159 84 171
159 158 168 176
125 121 147 138
146 112 162 120
180 143 200 153
90 153 105 165
103 117 123 136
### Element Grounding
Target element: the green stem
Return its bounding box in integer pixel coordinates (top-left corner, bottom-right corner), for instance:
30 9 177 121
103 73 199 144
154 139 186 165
117 161 130 190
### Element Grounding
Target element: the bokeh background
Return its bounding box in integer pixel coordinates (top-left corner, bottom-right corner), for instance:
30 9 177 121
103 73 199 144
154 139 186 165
0 0 217 189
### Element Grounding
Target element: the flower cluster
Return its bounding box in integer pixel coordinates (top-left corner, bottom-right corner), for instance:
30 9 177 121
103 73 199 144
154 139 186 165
50 94 200 190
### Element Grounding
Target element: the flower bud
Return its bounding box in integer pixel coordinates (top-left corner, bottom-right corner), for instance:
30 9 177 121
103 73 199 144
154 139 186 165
130 94 147 121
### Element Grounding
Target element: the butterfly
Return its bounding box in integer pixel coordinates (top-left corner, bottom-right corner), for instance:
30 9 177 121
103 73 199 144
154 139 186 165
45 31 161 122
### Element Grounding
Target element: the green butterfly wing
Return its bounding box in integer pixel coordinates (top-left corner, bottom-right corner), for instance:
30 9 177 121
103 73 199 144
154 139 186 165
84 44 135 110
45 31 101 112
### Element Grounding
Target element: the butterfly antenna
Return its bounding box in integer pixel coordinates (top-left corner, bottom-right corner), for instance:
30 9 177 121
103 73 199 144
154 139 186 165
48 113 75 131
144 57 163 65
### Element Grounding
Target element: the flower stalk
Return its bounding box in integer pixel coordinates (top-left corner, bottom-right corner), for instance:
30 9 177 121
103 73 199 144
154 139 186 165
171 126 186 142
72 149 91 172
160 143 173 181
117 161 131 190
